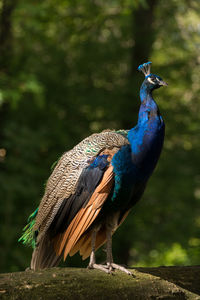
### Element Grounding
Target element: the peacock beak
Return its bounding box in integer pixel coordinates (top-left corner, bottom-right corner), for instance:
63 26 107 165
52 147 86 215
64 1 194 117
159 80 168 86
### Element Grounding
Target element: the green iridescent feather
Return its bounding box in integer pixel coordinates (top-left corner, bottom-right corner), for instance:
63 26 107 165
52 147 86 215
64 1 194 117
18 208 38 248
115 129 129 138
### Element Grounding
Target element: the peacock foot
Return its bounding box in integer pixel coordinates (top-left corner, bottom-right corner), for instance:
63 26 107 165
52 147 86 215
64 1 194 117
108 263 132 275
88 263 113 274
88 262 132 275
103 262 132 275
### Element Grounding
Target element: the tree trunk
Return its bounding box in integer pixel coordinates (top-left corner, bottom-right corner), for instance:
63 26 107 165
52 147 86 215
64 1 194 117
0 266 199 299
131 0 158 76
0 0 17 68
0 0 16 144
0 0 17 127
121 0 158 128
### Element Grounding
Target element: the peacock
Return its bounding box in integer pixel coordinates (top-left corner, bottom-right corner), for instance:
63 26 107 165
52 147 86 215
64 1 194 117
19 62 167 275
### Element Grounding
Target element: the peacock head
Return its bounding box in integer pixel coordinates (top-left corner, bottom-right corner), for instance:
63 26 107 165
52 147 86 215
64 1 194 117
138 62 168 91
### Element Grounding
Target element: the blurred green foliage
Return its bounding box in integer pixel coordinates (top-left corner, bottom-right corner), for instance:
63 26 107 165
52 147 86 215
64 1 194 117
0 0 200 273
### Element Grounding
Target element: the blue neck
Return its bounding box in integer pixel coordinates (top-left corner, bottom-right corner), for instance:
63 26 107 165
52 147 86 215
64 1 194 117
138 82 159 123
140 81 158 107
140 82 153 103
127 81 163 159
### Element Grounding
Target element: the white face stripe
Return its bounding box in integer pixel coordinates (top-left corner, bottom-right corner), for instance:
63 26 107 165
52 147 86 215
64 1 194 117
147 77 155 84
147 77 160 85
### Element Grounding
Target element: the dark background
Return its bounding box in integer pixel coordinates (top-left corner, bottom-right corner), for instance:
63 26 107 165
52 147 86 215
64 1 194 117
0 0 200 273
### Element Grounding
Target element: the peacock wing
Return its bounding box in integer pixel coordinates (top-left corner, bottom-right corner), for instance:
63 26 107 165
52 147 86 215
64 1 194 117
34 131 129 242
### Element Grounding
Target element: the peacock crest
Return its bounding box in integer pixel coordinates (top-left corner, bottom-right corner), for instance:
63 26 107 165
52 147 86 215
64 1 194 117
138 61 152 77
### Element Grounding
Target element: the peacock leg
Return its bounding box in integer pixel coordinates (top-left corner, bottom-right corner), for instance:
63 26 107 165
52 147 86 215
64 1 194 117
105 225 114 272
88 229 111 274
106 223 132 276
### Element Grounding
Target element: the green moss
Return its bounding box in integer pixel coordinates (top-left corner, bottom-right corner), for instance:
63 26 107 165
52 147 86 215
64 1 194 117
0 267 199 300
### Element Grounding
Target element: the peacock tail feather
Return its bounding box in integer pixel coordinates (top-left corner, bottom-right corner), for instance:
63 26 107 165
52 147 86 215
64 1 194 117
18 208 38 248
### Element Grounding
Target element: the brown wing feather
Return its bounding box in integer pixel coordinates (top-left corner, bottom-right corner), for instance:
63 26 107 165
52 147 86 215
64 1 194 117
69 232 91 257
53 165 114 260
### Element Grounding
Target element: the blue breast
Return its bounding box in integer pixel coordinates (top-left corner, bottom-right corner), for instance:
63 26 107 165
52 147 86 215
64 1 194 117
128 114 165 173
110 115 165 209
